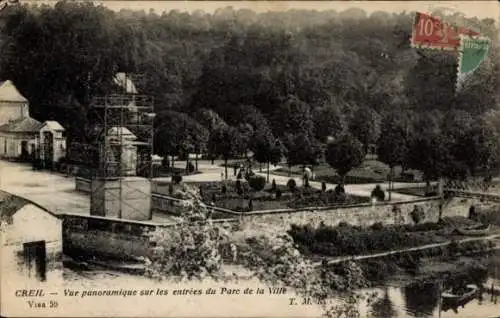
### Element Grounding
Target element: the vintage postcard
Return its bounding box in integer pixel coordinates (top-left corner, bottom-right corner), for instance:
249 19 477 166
1 0 499 317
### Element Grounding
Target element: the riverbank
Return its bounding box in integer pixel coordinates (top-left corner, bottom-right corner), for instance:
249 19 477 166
353 239 499 292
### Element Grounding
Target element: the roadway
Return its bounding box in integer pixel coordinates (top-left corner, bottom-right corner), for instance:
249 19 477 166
0 159 423 221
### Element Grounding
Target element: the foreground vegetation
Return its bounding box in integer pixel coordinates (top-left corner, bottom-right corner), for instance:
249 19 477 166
288 217 495 259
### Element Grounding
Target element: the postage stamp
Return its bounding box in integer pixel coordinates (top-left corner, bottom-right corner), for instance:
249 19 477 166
411 11 481 51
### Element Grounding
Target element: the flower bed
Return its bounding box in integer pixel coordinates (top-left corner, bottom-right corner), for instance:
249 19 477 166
157 180 370 212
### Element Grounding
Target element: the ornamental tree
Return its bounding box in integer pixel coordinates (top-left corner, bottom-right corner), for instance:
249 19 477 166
376 112 411 200
251 126 282 182
454 119 500 177
349 107 381 153
325 133 365 185
210 125 240 179
313 104 346 143
406 130 451 182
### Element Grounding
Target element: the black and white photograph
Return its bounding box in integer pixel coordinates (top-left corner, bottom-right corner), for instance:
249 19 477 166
0 1 499 317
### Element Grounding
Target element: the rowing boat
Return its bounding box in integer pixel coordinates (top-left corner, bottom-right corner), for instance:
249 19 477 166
441 284 478 303
455 224 491 236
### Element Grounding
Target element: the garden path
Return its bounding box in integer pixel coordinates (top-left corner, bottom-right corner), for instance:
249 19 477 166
161 159 423 202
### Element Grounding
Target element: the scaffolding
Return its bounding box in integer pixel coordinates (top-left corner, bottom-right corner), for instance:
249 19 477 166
87 75 155 220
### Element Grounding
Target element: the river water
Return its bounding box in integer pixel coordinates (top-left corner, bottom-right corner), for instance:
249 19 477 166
60 252 500 317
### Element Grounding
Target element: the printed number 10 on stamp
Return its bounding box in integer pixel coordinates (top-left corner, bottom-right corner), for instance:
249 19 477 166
411 12 479 51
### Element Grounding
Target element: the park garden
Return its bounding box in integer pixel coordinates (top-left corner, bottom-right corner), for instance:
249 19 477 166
157 173 370 212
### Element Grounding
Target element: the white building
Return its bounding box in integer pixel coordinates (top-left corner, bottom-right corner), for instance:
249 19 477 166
0 190 63 282
0 80 66 164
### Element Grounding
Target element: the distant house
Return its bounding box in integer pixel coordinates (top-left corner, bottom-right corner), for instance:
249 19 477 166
0 190 63 282
0 80 67 165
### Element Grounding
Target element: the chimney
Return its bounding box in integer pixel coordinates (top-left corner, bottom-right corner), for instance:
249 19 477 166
24 104 29 118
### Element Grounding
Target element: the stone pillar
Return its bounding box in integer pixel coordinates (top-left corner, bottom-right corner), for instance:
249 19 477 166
90 177 151 221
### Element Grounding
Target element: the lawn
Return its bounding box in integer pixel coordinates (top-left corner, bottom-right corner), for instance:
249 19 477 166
154 179 370 212
273 159 423 185
392 186 438 197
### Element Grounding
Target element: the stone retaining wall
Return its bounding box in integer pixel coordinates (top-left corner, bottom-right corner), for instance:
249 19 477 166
62 213 238 261
238 196 488 232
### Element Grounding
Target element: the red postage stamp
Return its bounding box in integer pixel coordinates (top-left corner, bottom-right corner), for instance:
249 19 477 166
411 12 480 50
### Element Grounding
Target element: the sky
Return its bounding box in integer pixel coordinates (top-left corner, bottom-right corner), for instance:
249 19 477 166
23 1 499 22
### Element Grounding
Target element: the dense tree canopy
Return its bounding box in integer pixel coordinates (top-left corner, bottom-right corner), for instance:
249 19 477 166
0 2 498 179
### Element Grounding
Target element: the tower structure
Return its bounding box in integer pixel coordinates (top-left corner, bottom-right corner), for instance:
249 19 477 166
88 73 155 221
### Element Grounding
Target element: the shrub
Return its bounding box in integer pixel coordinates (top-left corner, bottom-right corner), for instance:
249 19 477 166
221 185 227 194
287 179 297 192
237 171 242 179
236 179 242 191
321 182 327 192
410 206 426 224
172 174 182 184
371 185 385 201
370 222 384 231
187 162 195 173
271 179 277 191
276 189 282 198
334 184 345 195
168 184 174 195
248 175 266 192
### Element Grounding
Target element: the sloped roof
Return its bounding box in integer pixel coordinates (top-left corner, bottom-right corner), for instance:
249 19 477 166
107 126 137 140
0 80 28 103
0 190 58 224
0 117 42 133
41 120 65 131
113 73 138 94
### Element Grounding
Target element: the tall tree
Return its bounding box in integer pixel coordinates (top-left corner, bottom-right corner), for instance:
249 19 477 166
282 132 322 179
155 111 208 171
272 96 315 139
377 112 410 200
210 125 240 179
407 130 451 187
325 133 365 185
349 107 381 153
455 119 500 178
251 126 282 182
312 104 346 143
194 108 228 164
